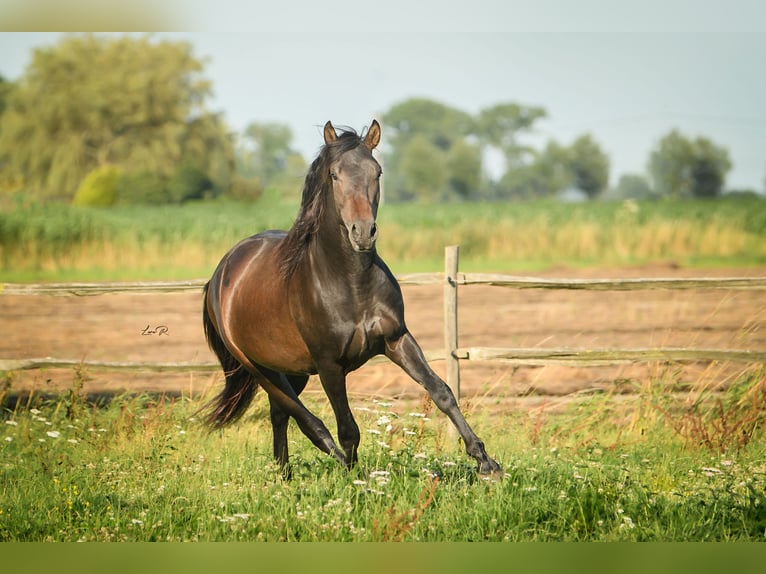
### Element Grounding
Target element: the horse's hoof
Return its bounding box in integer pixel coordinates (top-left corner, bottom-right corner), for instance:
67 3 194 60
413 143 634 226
478 459 503 480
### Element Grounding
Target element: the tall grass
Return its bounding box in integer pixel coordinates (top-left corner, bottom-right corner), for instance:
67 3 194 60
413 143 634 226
1 366 765 541
1 196 765 281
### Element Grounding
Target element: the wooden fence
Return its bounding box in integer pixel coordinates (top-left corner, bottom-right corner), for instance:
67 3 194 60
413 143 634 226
2 245 766 399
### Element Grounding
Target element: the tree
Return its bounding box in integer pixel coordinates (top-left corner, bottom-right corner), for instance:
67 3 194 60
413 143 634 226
613 173 654 200
689 137 732 198
0 74 11 119
446 139 482 200
476 102 547 170
382 98 474 201
399 134 448 202
567 134 610 198
499 136 609 199
238 121 306 198
501 141 570 199
0 34 234 202
648 129 731 198
383 97 473 151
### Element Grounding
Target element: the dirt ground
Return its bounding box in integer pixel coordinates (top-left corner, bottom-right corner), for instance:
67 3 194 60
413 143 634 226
2 264 765 410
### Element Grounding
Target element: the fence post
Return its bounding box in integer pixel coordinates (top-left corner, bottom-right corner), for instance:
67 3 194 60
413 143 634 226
444 245 460 402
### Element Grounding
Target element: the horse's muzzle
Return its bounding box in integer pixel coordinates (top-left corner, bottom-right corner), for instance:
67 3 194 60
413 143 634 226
348 220 378 252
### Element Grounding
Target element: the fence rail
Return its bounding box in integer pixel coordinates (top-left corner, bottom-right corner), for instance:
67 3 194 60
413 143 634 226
3 275 766 296
2 247 765 400
2 347 764 375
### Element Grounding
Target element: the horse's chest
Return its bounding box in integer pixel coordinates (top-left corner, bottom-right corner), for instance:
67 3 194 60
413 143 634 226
340 313 390 369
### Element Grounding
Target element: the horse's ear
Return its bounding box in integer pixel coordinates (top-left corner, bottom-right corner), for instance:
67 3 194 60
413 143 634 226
323 121 337 145
364 119 381 150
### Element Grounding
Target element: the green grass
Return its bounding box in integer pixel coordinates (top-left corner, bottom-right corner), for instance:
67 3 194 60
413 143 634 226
2 367 765 541
1 195 765 281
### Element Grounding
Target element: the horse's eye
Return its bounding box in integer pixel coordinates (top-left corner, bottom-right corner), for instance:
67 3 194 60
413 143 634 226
330 171 338 181
377 169 383 179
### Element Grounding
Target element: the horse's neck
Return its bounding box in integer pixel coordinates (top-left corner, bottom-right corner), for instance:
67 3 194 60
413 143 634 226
308 221 375 286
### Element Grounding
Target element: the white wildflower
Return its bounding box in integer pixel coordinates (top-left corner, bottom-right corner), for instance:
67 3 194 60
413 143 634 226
46 431 60 439
5 420 17 426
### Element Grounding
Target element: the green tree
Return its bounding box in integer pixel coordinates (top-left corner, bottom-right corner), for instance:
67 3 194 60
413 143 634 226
501 141 570 199
383 97 473 151
0 34 233 202
499 135 609 199
648 129 731 198
613 173 654 200
476 102 547 170
446 138 482 200
238 121 306 198
0 74 11 119
568 134 610 198
399 134 448 202
690 137 732 198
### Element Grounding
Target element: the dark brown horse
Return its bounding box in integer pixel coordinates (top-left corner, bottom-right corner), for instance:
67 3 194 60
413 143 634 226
202 120 500 475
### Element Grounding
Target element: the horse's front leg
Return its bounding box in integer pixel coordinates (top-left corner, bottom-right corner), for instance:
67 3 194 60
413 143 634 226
385 332 502 475
317 364 360 468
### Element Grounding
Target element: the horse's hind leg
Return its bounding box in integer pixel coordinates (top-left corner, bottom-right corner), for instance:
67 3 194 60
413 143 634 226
268 374 309 476
256 366 345 466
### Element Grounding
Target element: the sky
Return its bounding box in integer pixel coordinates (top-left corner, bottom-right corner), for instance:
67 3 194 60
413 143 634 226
1 1 765 191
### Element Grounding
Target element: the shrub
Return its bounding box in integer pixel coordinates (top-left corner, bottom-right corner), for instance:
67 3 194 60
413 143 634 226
167 159 214 203
72 165 121 207
116 170 171 205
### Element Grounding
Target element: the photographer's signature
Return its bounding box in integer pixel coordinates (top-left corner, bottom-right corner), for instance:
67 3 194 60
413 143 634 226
141 324 169 336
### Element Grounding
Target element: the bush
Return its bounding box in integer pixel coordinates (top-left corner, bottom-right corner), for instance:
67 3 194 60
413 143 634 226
116 170 171 205
72 165 121 207
167 159 214 203
226 175 263 202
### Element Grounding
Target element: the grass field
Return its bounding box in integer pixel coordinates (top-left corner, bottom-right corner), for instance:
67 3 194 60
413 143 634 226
2 366 765 542
2 194 765 281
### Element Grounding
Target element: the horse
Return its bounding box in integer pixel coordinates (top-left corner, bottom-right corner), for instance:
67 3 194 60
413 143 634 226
201 120 501 476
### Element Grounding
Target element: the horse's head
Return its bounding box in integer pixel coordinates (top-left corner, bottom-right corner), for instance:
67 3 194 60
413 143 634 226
323 120 382 252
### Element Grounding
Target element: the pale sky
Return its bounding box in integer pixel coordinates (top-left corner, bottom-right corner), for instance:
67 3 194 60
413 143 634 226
1 1 765 190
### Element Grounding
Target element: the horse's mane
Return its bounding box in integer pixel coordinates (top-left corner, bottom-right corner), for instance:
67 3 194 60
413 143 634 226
280 126 365 279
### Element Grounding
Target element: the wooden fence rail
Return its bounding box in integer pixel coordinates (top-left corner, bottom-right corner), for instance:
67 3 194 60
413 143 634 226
3 275 766 296
2 348 765 375
2 246 765 400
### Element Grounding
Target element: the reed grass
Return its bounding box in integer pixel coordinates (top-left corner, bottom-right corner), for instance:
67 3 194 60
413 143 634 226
1 196 765 281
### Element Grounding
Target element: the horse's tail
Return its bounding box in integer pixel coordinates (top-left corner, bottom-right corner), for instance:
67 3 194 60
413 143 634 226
199 281 258 428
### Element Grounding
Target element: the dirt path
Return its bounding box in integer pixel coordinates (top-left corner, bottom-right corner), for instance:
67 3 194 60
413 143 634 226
2 265 764 406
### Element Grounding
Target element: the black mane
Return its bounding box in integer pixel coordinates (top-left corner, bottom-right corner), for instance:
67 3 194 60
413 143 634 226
279 127 365 279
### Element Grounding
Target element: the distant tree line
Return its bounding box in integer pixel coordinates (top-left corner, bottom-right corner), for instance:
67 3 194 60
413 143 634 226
0 35 752 207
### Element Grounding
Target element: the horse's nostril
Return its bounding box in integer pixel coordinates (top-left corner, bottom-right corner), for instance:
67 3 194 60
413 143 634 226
370 223 378 239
